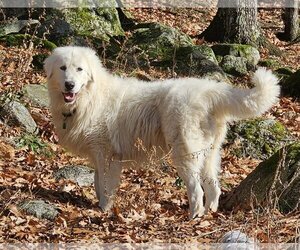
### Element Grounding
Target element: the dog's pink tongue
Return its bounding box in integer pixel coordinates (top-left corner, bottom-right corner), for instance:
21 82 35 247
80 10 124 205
63 93 76 102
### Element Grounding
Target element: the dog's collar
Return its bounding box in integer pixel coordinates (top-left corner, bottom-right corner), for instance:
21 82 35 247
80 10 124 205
62 108 76 129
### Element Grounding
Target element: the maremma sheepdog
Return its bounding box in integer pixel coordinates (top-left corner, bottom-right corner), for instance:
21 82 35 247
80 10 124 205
44 46 280 219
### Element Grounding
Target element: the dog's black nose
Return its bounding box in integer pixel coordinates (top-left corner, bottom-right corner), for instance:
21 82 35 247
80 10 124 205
65 81 75 91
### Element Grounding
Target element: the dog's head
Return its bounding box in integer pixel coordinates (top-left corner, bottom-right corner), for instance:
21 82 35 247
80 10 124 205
44 46 101 104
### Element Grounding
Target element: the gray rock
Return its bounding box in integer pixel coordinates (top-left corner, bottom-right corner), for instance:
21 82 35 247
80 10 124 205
18 199 59 220
36 18 74 43
175 45 218 64
227 118 291 160
220 55 248 76
38 7 124 45
222 230 255 243
0 19 40 36
23 84 50 108
212 44 260 70
0 100 38 134
53 165 95 187
221 230 256 250
130 22 193 61
173 45 228 82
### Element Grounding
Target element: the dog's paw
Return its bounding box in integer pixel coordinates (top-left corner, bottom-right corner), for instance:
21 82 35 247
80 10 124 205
189 206 205 220
204 200 219 213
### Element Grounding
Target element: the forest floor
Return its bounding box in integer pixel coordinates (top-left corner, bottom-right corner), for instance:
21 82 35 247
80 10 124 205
0 8 299 243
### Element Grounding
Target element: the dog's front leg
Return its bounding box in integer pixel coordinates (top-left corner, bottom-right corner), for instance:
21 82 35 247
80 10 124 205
93 154 122 211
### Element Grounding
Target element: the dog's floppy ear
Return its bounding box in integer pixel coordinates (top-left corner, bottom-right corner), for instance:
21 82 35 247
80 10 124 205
85 48 105 83
44 54 56 79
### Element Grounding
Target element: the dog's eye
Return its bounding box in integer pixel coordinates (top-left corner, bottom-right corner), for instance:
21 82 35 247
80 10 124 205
77 67 83 72
60 65 67 71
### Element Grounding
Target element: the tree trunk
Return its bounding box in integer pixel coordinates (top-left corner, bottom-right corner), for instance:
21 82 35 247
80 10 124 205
283 0 299 41
222 142 300 214
199 0 260 45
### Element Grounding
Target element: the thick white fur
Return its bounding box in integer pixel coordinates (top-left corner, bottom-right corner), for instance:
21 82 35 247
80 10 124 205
44 46 280 219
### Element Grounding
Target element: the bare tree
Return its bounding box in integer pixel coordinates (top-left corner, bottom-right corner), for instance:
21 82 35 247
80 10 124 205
199 0 260 45
283 0 299 41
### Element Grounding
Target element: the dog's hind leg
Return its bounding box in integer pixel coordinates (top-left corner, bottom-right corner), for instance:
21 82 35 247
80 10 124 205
201 147 221 213
175 159 205 219
93 153 122 211
201 121 226 213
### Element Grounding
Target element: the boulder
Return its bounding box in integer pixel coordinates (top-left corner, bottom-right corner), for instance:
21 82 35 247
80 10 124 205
223 142 300 214
175 45 218 64
18 199 59 220
212 44 260 70
258 58 281 69
0 19 40 36
159 44 228 82
227 118 291 160
53 165 94 187
23 84 50 108
130 22 193 61
0 100 38 134
220 55 248 76
37 7 124 45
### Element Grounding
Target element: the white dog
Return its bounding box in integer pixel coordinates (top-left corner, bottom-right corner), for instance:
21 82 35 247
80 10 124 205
44 46 280 219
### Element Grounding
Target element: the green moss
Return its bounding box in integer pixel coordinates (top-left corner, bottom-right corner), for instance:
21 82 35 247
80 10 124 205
228 118 291 159
0 34 56 50
276 67 294 76
258 59 281 69
62 8 124 42
212 44 260 69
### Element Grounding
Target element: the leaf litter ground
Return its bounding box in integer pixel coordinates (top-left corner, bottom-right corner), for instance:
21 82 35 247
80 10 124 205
0 8 299 243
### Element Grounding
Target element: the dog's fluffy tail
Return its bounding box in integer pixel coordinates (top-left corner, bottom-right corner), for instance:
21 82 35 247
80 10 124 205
216 68 280 120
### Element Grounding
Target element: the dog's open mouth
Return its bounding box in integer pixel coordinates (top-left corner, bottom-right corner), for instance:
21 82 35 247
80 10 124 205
63 92 77 103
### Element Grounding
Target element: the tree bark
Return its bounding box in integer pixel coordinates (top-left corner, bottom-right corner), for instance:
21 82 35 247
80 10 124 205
199 0 260 45
283 0 299 41
222 142 300 214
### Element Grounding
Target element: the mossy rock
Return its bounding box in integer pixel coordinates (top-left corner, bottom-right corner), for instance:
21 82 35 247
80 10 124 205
0 34 56 50
223 142 300 214
258 59 281 69
212 44 260 70
36 7 124 46
220 55 248 76
62 8 124 42
275 67 294 76
155 44 228 82
280 69 300 98
130 22 193 61
175 45 218 64
227 118 291 160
